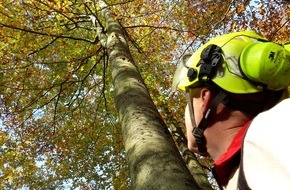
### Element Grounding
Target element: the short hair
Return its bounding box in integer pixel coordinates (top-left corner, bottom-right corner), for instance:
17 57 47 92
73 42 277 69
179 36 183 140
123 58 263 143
189 81 284 116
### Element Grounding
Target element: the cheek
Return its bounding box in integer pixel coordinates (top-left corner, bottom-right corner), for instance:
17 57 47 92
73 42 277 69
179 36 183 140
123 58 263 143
185 105 195 128
185 105 199 153
192 99 203 125
185 100 203 128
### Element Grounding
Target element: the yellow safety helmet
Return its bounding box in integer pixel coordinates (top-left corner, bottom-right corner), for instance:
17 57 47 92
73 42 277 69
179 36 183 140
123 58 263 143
172 31 290 94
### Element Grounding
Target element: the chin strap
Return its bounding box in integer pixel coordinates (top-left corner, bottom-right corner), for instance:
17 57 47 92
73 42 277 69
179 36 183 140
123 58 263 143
186 89 227 156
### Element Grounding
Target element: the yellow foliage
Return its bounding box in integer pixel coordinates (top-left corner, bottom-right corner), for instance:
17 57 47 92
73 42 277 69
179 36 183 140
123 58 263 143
0 0 289 189
237 5 245 15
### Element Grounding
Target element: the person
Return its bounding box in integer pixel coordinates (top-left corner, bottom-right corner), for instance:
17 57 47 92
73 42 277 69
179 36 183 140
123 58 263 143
172 31 290 189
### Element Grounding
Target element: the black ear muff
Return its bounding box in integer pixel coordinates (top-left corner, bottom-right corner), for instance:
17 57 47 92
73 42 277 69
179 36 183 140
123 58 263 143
197 44 222 81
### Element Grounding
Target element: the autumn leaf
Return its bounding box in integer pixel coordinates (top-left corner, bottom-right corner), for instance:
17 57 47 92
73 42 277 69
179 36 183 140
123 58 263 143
237 5 245 15
0 0 289 189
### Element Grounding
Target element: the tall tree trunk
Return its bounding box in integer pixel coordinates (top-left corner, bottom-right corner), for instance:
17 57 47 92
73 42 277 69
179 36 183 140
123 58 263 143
98 1 210 189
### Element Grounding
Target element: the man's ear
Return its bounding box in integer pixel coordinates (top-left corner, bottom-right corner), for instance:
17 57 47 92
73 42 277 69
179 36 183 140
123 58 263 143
200 88 213 114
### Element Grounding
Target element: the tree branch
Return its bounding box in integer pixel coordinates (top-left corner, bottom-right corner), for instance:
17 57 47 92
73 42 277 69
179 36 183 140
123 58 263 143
0 22 97 43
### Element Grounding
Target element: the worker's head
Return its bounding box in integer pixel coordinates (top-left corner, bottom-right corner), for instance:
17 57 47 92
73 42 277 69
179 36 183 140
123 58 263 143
172 31 290 155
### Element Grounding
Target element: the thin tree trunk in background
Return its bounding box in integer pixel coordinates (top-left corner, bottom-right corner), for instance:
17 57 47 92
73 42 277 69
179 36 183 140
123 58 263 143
97 0 207 189
170 123 213 189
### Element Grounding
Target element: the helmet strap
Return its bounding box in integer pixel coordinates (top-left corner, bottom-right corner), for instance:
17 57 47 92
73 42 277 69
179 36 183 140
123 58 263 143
188 89 227 155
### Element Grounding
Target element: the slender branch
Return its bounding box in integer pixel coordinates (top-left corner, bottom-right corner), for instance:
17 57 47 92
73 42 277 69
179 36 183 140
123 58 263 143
270 18 290 40
0 22 97 43
84 3 105 29
52 84 62 134
124 24 191 32
29 37 58 55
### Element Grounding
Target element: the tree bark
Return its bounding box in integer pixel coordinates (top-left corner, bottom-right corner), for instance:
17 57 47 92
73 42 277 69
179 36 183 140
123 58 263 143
98 1 209 189
170 123 213 189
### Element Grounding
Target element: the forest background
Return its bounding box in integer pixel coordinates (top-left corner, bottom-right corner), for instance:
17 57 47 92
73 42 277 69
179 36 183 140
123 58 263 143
0 0 289 189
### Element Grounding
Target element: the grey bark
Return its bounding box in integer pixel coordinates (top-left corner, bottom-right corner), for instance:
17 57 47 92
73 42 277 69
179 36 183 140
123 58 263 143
98 1 211 189
170 123 213 189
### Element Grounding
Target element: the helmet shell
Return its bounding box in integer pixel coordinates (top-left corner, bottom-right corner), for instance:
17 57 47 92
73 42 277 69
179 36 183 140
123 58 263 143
172 31 284 94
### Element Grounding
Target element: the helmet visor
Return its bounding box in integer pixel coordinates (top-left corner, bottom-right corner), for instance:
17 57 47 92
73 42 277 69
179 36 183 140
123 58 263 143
172 54 192 92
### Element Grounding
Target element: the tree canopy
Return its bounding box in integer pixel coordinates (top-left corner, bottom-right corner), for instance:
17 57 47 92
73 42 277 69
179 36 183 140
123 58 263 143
0 0 289 189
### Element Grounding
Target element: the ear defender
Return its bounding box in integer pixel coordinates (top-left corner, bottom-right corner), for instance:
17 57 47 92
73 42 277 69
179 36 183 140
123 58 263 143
239 42 290 90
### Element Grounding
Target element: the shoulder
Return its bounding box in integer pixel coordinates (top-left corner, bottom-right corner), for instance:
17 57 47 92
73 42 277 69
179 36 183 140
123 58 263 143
256 98 290 118
241 98 290 189
245 98 290 138
226 167 239 190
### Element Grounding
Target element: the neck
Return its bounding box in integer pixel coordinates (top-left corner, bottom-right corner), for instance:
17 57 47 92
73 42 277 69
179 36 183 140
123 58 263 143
205 108 252 161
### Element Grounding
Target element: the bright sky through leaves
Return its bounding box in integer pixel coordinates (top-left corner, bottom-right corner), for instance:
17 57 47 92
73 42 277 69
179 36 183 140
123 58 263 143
0 0 289 189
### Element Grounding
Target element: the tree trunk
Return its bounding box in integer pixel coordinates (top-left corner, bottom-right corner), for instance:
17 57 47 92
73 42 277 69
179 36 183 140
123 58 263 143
170 123 213 189
98 1 209 189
